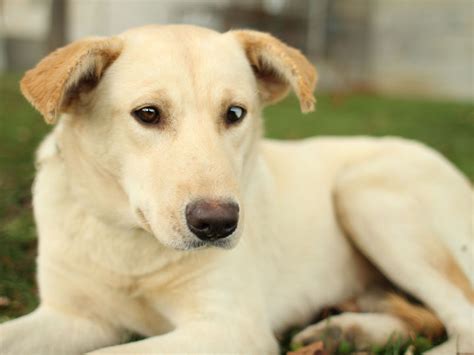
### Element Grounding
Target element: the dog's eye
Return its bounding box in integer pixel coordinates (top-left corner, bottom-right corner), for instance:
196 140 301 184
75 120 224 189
132 106 161 125
225 105 246 125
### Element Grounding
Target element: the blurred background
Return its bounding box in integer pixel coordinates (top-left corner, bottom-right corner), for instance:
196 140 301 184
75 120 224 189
0 0 473 352
1 0 473 99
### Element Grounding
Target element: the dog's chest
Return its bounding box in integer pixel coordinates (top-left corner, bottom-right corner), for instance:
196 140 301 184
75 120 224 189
258 209 373 333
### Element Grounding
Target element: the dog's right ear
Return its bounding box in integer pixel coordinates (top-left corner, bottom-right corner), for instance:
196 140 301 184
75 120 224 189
20 37 123 124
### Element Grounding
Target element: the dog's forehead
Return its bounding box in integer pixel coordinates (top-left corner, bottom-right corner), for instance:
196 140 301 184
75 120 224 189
109 25 254 94
119 24 222 55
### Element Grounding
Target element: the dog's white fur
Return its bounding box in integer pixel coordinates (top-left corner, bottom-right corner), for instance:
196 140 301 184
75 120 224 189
1 25 473 354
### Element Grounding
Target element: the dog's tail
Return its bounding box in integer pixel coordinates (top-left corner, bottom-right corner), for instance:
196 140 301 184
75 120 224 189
383 293 445 340
350 289 446 340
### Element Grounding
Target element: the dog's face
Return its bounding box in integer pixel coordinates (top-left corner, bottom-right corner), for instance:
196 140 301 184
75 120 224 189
21 25 316 250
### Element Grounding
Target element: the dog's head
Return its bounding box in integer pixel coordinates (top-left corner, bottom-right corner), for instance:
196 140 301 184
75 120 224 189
22 25 317 250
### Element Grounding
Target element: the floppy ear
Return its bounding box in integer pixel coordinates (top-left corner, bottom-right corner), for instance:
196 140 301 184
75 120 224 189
231 30 317 113
20 37 123 124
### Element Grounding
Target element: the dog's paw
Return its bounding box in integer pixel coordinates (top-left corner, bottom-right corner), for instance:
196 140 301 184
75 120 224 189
291 313 411 353
291 323 365 352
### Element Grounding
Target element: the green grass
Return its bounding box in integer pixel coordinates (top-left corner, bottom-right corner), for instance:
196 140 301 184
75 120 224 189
265 94 474 179
1 72 473 352
0 74 50 320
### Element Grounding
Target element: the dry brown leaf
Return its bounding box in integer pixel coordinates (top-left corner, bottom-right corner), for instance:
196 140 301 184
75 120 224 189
287 340 327 355
0 296 11 307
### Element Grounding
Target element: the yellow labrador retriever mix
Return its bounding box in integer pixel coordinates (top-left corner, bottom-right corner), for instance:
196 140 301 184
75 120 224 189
1 25 473 354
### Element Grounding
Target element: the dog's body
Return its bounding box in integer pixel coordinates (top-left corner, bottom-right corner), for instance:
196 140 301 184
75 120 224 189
1 25 473 354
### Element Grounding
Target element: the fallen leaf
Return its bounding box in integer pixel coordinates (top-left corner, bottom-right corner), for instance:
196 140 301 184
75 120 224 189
0 296 11 307
287 340 326 355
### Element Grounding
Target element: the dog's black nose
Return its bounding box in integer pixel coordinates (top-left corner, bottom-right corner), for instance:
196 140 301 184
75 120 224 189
186 200 239 241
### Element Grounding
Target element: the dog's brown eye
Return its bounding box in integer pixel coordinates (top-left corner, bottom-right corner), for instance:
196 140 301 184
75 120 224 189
132 106 161 125
225 106 246 125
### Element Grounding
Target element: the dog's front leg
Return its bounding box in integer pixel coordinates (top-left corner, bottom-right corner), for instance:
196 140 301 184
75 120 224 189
0 305 123 355
89 317 278 355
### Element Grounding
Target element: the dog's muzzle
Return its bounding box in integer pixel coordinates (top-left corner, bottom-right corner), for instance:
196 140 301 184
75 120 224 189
185 199 239 241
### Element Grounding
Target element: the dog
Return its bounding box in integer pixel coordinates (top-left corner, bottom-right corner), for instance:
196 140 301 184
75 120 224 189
0 24 472 355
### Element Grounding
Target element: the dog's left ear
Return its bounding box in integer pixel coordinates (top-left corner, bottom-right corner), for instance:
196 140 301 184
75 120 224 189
20 36 123 124
231 30 317 113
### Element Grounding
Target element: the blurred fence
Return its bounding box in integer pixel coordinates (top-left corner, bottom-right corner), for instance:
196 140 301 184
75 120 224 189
0 0 472 100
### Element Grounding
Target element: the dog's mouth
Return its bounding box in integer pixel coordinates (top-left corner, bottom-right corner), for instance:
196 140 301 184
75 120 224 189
165 232 239 251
